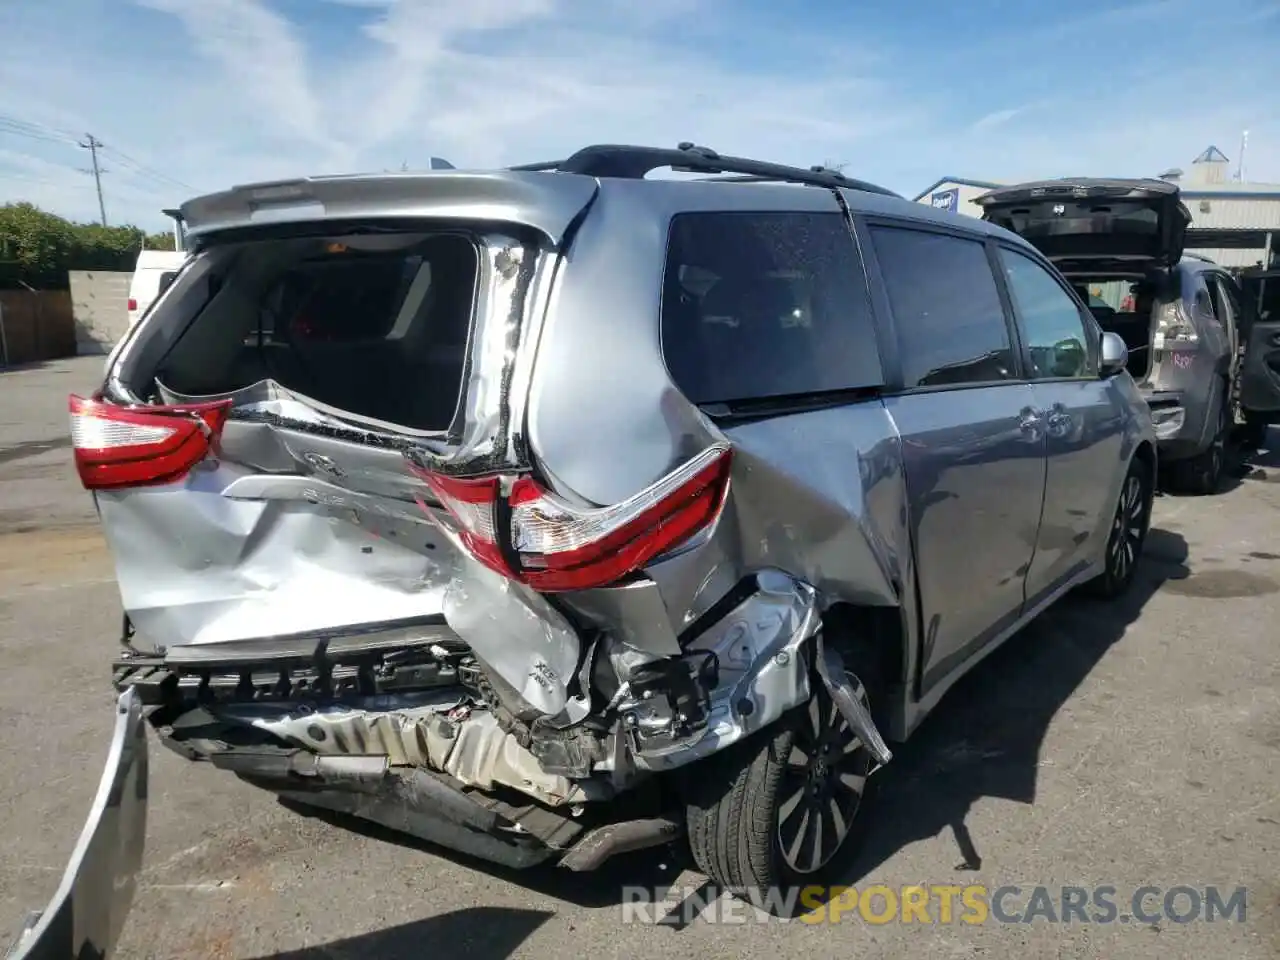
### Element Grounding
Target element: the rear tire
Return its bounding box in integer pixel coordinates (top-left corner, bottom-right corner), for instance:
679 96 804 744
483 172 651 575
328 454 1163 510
684 643 884 901
1083 455 1153 600
1171 396 1229 495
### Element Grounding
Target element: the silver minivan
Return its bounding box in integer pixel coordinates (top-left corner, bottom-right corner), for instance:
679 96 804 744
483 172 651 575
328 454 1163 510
978 178 1241 493
80 144 1156 899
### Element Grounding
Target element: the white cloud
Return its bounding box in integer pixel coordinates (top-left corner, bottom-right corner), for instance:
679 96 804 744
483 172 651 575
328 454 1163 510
970 108 1025 133
0 0 1277 229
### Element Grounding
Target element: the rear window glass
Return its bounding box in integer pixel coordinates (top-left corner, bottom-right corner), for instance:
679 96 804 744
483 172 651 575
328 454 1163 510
151 232 479 431
660 212 883 405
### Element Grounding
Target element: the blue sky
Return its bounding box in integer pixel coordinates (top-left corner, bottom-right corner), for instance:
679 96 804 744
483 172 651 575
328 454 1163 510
1 0 1278 231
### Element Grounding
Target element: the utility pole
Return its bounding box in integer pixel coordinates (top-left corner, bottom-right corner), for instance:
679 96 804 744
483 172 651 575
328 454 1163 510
79 133 107 226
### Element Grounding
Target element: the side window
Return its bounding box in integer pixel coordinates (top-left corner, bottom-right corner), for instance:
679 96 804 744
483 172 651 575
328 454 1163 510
868 226 1016 389
1000 248 1098 379
1217 276 1251 336
660 211 883 404
1210 275 1245 332
1192 280 1216 321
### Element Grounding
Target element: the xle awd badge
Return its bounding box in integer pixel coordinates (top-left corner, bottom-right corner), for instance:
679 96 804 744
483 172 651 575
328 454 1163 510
1053 203 1066 216
301 452 344 478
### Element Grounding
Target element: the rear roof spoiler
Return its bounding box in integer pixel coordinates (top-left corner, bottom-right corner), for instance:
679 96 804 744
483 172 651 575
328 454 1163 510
177 170 600 247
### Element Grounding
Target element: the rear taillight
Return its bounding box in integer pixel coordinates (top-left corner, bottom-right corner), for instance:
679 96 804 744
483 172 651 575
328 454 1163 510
412 444 732 592
68 394 232 490
127 298 138 312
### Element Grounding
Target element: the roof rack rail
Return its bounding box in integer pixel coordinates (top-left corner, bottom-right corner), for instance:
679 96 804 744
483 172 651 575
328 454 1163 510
508 143 900 197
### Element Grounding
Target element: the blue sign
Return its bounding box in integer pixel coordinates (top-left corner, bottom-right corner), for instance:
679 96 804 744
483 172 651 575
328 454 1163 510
931 188 960 213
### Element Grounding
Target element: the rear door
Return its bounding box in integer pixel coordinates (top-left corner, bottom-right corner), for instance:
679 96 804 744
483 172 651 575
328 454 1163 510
976 178 1192 271
1207 272 1244 381
859 219 1047 695
1236 272 1280 416
994 243 1126 601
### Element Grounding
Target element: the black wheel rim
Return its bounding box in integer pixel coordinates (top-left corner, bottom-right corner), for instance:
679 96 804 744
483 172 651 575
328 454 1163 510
776 675 872 874
1108 473 1146 582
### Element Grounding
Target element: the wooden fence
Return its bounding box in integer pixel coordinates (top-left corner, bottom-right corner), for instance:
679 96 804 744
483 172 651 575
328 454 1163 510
0 289 77 366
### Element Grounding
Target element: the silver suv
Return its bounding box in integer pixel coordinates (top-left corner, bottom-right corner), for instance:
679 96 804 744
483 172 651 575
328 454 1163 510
81 144 1156 898
977 179 1243 494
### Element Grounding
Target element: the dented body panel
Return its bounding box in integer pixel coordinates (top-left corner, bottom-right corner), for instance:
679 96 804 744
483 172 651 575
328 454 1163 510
82 162 1155 875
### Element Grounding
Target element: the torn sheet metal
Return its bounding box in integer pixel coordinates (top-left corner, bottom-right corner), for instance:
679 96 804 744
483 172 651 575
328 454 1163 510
441 557 582 719
620 570 821 772
214 696 595 807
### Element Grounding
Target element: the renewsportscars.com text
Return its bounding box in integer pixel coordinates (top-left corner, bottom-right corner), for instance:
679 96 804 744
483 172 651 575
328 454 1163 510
620 884 1249 926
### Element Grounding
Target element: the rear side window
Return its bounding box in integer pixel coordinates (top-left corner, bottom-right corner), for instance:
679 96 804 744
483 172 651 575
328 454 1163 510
660 212 882 404
869 226 1016 389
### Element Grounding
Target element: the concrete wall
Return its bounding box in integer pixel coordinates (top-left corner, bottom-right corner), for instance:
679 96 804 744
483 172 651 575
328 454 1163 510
69 270 132 355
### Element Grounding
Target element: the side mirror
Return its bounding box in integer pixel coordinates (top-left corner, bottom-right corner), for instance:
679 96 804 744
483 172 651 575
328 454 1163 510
1100 331 1129 377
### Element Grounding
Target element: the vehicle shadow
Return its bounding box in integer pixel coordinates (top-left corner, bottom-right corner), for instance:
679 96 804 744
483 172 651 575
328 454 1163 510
278 798 682 910
245 906 553 960
800 526 1191 912
281 529 1188 926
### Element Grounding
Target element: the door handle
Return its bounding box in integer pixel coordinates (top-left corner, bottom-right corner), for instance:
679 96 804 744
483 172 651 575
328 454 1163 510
1019 406 1043 433
1047 402 1072 431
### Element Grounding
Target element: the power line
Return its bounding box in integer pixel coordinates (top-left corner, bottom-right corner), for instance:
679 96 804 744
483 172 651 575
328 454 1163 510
97 144 195 193
79 134 107 226
0 113 196 194
0 115 80 147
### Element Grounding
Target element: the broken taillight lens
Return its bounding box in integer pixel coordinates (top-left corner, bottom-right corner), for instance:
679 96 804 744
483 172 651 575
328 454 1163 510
68 394 232 490
412 444 732 592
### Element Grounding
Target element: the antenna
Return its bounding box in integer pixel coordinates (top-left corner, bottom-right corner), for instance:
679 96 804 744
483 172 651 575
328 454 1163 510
1237 130 1248 182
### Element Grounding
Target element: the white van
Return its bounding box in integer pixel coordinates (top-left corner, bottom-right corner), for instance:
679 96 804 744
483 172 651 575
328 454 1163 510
127 249 188 329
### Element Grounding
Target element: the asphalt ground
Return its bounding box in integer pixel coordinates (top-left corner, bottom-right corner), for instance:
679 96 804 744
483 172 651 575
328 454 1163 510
1 357 1277 959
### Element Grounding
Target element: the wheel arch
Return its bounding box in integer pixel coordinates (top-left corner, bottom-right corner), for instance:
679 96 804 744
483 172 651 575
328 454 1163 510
818 601 902 740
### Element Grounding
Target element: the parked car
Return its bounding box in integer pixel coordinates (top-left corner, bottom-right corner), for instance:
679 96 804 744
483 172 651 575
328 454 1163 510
126 248 187 330
976 178 1258 493
76 143 1155 899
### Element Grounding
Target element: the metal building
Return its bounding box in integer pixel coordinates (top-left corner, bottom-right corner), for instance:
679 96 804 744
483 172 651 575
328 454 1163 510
913 146 1280 273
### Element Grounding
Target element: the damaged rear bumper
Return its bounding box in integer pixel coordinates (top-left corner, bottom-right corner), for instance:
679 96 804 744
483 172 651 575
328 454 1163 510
111 621 681 873
110 571 893 874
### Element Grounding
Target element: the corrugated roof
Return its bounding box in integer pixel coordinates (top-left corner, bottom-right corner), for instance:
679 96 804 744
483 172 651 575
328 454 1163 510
1192 146 1231 164
1180 180 1280 197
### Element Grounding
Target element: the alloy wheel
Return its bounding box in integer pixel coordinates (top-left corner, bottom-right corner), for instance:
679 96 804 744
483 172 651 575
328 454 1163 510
776 676 873 874
1108 472 1147 583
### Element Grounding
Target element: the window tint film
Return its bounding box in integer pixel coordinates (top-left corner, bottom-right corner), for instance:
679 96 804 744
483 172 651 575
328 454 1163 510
1000 248 1097 379
869 226 1015 389
661 212 883 404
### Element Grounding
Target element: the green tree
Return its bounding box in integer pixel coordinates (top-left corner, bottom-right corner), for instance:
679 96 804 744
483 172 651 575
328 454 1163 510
0 202 160 289
0 202 77 288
